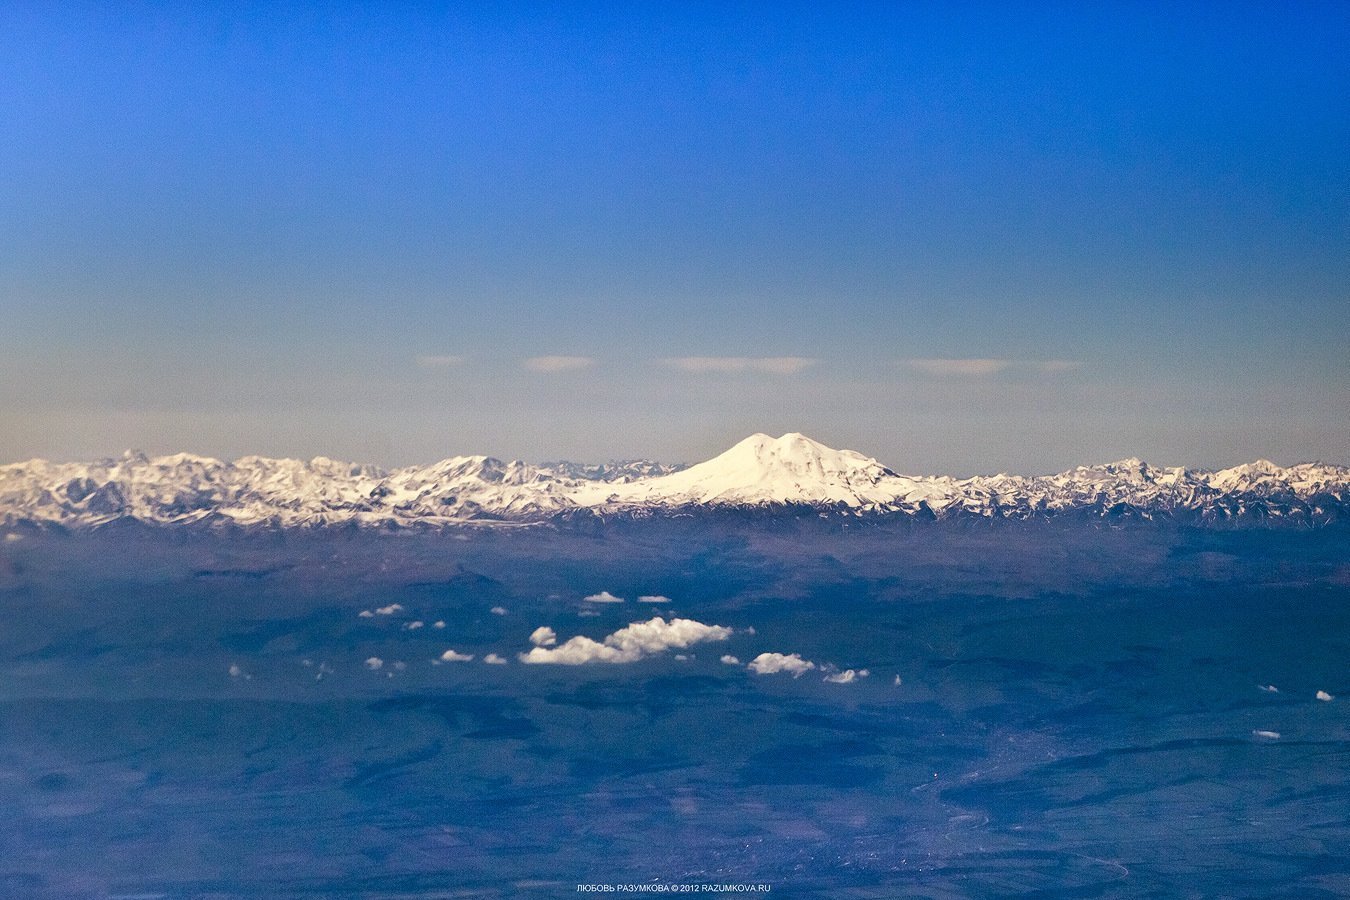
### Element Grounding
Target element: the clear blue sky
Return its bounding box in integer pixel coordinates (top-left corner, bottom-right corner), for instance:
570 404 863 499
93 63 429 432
2 3 1346 474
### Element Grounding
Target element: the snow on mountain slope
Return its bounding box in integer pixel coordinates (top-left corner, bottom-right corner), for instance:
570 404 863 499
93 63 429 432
576 433 918 508
0 435 1346 529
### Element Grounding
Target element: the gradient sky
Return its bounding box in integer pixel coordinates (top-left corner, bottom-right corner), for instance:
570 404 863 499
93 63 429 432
2 3 1346 474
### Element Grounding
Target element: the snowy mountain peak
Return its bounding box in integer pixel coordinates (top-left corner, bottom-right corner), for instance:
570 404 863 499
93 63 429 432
719 432 894 478
579 433 902 508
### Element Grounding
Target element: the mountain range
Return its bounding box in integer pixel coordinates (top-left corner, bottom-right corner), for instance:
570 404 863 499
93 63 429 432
2 433 1346 529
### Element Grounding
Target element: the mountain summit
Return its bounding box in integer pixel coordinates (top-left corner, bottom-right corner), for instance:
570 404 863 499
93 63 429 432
579 433 902 508
1 434 1346 529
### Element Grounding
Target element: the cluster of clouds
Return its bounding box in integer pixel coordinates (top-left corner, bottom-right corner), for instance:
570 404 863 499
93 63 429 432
744 651 870 684
1252 684 1337 740
580 590 672 604
348 593 883 685
521 616 733 665
358 603 404 618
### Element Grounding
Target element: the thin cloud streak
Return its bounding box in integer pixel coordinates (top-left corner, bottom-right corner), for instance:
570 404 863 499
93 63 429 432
416 354 467 368
905 358 1082 377
906 358 1011 377
524 356 595 373
661 357 818 375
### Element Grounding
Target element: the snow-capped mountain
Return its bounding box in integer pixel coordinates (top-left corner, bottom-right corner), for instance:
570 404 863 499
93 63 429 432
1 434 1346 529
575 433 908 508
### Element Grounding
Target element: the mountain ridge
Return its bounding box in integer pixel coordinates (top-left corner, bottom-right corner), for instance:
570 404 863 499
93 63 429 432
2 434 1347 529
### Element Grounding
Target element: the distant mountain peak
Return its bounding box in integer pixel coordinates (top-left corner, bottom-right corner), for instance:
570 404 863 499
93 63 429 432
580 433 901 508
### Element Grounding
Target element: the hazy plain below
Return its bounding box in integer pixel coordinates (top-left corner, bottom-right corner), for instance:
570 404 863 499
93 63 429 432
1 520 1347 898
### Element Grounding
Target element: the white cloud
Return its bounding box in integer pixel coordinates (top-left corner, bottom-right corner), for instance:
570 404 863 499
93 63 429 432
1253 730 1281 739
433 620 446 629
524 355 594 373
747 652 816 677
1258 684 1278 693
583 590 624 603
490 606 508 616
228 663 248 679
720 655 740 666
637 595 671 604
824 668 869 684
661 356 817 375
1317 690 1335 701
521 616 732 665
440 649 474 662
405 621 424 630
358 610 374 618
529 626 558 647
365 657 384 670
483 653 508 665
416 354 466 369
894 675 903 686
374 604 404 616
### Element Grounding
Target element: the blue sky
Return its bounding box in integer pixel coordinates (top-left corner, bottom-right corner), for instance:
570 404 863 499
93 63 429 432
2 3 1346 473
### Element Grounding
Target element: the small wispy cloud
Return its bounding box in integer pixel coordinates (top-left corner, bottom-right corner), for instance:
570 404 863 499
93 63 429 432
416 354 467 369
637 595 671 604
905 358 1011 377
904 358 1081 377
661 357 818 375
583 590 625 603
823 668 869 684
524 355 595 373
439 649 474 662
